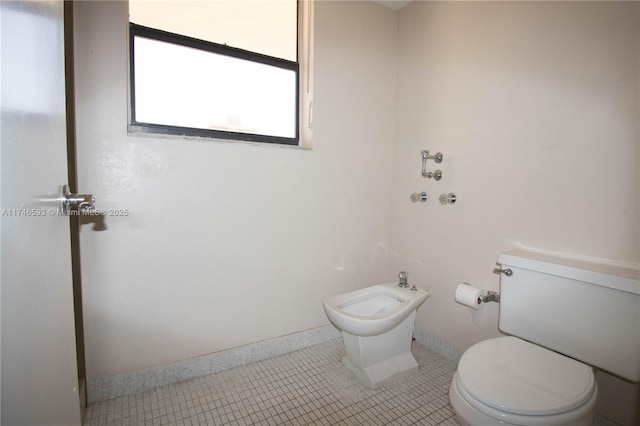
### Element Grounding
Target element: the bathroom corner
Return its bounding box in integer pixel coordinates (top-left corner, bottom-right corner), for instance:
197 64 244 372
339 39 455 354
387 2 639 423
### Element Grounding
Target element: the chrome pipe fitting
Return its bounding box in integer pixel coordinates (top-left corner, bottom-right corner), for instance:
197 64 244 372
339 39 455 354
422 150 443 163
421 150 443 181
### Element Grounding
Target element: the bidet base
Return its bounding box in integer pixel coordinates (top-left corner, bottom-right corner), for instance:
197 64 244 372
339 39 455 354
342 352 418 390
341 312 418 389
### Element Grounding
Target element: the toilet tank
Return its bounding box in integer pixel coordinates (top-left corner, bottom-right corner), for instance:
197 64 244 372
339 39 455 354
497 249 640 383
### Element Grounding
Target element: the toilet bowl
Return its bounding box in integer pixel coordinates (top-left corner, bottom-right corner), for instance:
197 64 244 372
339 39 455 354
448 250 639 426
323 281 430 389
449 337 597 426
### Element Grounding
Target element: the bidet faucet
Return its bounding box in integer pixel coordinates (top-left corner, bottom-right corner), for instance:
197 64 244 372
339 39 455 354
398 271 409 288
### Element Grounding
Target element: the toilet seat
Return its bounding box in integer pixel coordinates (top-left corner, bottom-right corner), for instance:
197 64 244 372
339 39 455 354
453 337 597 425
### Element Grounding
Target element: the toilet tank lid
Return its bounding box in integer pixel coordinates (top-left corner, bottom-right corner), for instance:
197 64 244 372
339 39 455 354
498 250 640 295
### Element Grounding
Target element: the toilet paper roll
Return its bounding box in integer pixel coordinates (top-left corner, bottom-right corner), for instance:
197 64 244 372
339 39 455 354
455 283 485 310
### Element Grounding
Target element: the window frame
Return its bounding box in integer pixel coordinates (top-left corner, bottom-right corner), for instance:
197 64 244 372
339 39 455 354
128 16 300 146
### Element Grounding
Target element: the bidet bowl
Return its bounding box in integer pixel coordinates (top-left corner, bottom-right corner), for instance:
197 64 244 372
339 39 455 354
323 283 430 336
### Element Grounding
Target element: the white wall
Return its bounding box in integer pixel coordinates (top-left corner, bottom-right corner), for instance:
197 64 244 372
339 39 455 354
389 2 640 388
75 1 640 407
74 0 397 379
391 5 640 420
391 0 639 359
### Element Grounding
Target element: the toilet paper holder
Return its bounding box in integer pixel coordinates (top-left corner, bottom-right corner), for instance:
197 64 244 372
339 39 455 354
482 267 507 303
481 291 500 304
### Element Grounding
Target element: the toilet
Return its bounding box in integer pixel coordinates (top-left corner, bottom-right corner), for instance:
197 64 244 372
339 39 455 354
449 250 640 426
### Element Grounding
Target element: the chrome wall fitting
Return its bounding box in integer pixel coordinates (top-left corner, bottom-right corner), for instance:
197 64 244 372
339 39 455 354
421 150 443 181
410 192 428 203
438 193 456 205
423 170 443 181
422 150 443 163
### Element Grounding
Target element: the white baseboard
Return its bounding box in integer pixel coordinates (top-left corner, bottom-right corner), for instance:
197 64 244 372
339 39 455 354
88 324 464 404
87 325 341 403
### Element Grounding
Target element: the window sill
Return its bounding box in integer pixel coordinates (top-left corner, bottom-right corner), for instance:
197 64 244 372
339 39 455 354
127 125 312 151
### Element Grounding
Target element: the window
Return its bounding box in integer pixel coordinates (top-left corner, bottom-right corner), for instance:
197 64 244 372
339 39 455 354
128 1 313 146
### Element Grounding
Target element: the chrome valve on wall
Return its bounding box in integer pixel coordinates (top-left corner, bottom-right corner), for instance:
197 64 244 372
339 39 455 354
410 192 428 203
411 149 457 206
438 193 456 205
421 149 443 180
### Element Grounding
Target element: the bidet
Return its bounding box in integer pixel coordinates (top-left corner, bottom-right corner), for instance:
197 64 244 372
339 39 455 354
323 280 430 389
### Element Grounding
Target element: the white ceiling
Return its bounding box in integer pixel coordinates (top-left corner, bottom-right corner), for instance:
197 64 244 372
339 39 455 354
373 0 413 11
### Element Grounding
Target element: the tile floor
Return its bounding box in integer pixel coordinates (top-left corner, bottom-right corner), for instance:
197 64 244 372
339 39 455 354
84 338 459 425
